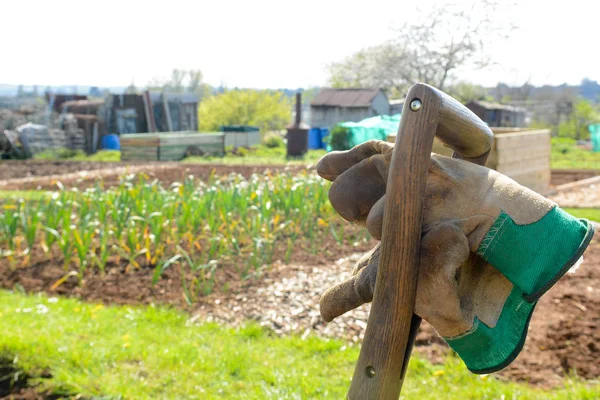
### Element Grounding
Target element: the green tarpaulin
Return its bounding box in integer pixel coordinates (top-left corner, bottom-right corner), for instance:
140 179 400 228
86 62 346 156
588 123 600 152
327 114 401 151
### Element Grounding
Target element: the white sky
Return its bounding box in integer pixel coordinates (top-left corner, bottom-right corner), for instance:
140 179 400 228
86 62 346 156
1 0 597 89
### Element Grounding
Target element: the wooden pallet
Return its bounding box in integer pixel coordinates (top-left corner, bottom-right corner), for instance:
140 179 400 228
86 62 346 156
120 131 224 161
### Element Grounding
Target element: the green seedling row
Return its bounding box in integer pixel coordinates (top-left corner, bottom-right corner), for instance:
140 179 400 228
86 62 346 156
0 171 366 300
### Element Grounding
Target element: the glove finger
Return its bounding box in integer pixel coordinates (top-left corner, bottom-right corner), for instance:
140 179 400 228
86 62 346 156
316 139 393 181
320 248 379 322
352 242 380 275
327 153 390 223
366 194 386 240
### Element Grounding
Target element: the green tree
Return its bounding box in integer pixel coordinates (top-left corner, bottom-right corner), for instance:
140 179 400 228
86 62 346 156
198 90 292 133
447 82 491 104
558 99 600 140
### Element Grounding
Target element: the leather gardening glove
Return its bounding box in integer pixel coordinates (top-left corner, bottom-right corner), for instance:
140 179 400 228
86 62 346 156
316 139 595 373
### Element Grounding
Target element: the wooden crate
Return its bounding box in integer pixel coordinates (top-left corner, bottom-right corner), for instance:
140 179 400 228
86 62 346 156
120 131 224 161
389 128 552 195
224 131 261 148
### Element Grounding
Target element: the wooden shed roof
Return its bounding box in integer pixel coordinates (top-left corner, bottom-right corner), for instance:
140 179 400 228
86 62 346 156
468 100 526 113
311 88 383 108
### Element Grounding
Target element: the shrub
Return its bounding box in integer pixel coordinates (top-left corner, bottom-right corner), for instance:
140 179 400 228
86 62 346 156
327 125 350 151
552 137 576 155
236 146 249 157
263 134 284 148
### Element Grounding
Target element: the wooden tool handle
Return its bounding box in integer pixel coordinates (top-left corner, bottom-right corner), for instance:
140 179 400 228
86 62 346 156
435 87 494 160
346 83 492 399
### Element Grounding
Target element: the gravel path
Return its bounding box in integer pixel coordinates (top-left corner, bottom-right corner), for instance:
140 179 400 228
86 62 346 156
191 253 373 344
191 252 450 366
550 179 600 208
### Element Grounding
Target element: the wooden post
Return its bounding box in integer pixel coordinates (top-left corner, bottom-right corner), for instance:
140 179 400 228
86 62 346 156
346 83 493 400
92 122 98 153
143 90 157 133
162 92 173 132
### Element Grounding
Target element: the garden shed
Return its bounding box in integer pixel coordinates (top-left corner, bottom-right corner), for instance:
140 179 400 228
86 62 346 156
466 100 527 128
105 92 199 135
310 88 390 130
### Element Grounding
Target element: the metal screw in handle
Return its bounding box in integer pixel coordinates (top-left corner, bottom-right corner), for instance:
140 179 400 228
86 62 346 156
365 366 376 378
410 99 422 112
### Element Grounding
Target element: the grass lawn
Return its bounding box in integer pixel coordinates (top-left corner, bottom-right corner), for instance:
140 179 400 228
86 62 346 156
564 208 600 222
551 138 600 169
1 290 598 399
32 149 121 162
71 150 121 162
24 144 325 166
0 190 52 201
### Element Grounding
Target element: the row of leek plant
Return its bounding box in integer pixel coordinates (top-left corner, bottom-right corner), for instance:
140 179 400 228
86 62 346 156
0 171 367 301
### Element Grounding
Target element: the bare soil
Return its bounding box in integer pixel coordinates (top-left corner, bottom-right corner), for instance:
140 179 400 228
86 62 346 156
0 229 375 310
0 160 150 181
550 169 600 186
0 160 309 191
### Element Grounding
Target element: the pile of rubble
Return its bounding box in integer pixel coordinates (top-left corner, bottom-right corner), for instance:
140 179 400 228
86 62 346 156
0 106 86 158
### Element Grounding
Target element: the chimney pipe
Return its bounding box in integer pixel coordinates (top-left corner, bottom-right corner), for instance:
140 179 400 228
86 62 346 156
295 92 301 127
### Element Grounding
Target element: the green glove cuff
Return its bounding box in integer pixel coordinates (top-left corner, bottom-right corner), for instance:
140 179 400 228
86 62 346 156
443 286 536 374
444 206 594 374
476 206 595 302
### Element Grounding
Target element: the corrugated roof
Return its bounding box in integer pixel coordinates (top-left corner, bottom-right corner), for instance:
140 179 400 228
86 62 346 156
311 88 382 107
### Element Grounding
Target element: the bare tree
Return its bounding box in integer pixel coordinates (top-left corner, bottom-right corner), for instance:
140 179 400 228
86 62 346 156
146 69 213 101
187 70 203 93
327 1 517 94
125 81 138 94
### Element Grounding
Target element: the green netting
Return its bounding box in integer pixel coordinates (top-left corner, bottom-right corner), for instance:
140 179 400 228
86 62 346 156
589 123 600 152
327 114 401 151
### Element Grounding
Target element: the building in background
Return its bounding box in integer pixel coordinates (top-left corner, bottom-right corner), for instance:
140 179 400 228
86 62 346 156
466 100 527 128
309 88 390 130
389 99 404 115
105 92 199 135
